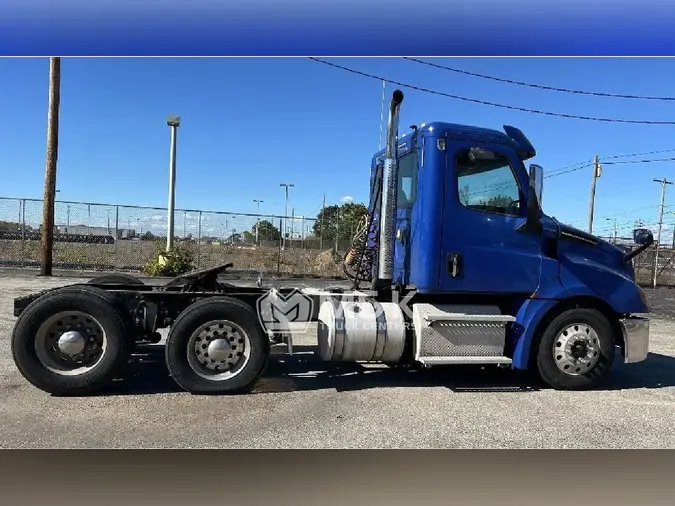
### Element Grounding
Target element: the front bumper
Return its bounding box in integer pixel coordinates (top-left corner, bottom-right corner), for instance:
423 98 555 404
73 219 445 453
619 316 650 363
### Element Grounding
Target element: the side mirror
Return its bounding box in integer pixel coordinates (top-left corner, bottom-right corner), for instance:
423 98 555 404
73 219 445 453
633 228 654 246
529 164 544 207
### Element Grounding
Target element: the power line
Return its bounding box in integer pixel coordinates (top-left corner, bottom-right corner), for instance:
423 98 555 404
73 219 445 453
600 147 675 161
403 58 675 102
545 163 593 179
603 156 675 165
309 58 675 125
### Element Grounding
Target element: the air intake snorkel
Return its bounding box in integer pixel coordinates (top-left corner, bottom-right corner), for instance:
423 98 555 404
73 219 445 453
372 89 404 298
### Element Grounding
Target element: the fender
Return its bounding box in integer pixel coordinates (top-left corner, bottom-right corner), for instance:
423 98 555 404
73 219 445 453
511 297 560 370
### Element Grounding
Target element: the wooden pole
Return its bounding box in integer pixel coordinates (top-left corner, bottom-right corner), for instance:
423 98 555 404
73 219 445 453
41 57 61 276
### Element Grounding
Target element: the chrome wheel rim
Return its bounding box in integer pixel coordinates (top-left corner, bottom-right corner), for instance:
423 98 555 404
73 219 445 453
186 320 251 381
552 323 601 375
34 311 108 376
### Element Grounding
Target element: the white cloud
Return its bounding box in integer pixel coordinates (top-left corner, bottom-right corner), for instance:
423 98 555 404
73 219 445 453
340 195 354 204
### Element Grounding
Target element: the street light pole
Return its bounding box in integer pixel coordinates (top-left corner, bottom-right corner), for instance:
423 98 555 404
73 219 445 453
166 115 180 251
253 199 263 244
279 183 294 249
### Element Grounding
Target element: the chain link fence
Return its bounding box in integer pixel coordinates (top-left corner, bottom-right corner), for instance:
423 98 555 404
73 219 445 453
4 196 673 286
0 197 358 278
588 235 675 288
631 247 675 287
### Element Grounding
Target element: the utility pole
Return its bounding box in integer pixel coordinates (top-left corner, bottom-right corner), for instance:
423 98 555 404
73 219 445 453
41 57 61 277
588 155 602 234
166 115 180 251
253 199 263 244
279 183 294 249
378 80 387 151
652 177 673 288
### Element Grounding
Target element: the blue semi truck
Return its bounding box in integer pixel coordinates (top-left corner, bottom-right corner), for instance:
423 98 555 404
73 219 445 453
10 90 652 395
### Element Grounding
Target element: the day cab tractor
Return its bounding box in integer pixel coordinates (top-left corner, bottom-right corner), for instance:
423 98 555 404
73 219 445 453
10 90 652 396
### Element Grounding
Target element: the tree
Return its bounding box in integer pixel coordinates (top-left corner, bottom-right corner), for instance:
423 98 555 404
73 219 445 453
480 195 516 208
0 220 23 232
252 220 281 241
459 185 470 205
313 202 368 247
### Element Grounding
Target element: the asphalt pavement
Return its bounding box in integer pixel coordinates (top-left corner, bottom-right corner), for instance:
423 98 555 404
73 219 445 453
1 272 674 448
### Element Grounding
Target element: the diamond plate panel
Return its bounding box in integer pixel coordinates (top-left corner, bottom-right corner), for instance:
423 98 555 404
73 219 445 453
413 303 508 358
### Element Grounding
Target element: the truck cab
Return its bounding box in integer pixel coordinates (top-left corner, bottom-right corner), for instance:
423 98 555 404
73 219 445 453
368 121 647 313
360 114 651 389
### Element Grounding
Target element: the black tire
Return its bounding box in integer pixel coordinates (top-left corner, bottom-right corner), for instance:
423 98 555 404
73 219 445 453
534 308 616 390
87 273 144 285
165 297 270 395
11 286 134 396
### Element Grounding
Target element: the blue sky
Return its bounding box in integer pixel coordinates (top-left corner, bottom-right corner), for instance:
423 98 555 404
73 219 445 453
1 57 675 240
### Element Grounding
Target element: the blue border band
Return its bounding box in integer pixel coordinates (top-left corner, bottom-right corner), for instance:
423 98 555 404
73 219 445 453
2 1 675 56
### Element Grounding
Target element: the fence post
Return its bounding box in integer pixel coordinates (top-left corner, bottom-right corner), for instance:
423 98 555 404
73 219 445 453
21 199 26 267
301 216 305 249
114 206 119 270
335 207 339 253
17 199 22 267
277 218 282 276
197 211 202 269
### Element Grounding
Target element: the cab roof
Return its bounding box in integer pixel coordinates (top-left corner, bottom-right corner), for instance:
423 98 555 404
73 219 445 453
372 121 535 162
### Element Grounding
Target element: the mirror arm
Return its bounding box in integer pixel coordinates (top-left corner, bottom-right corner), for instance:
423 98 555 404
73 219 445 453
524 186 542 234
624 236 654 263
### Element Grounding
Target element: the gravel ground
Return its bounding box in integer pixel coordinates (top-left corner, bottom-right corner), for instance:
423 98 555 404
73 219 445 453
1 271 674 449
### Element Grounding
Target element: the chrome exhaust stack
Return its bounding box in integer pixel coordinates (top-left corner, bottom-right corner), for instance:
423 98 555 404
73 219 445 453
374 89 404 293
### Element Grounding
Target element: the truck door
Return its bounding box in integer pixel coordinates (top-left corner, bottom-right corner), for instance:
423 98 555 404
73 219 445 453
440 143 542 294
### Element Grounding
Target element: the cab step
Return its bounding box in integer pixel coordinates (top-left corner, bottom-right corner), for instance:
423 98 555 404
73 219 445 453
411 303 515 366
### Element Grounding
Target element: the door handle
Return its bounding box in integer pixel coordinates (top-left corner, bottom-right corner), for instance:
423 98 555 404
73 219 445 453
447 253 462 278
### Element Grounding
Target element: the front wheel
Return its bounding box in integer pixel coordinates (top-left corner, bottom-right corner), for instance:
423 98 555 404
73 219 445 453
535 308 616 390
164 297 270 394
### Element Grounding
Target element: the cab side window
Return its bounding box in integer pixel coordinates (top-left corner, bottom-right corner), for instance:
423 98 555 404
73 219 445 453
456 148 521 216
397 151 418 209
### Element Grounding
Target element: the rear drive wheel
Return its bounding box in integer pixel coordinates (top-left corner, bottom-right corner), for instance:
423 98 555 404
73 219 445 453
535 308 615 390
164 297 270 394
11 286 133 396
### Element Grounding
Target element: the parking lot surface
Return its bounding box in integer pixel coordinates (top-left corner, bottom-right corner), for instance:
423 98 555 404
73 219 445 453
1 271 674 448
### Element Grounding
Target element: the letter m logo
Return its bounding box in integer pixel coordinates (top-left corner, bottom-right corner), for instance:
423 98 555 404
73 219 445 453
256 288 314 334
